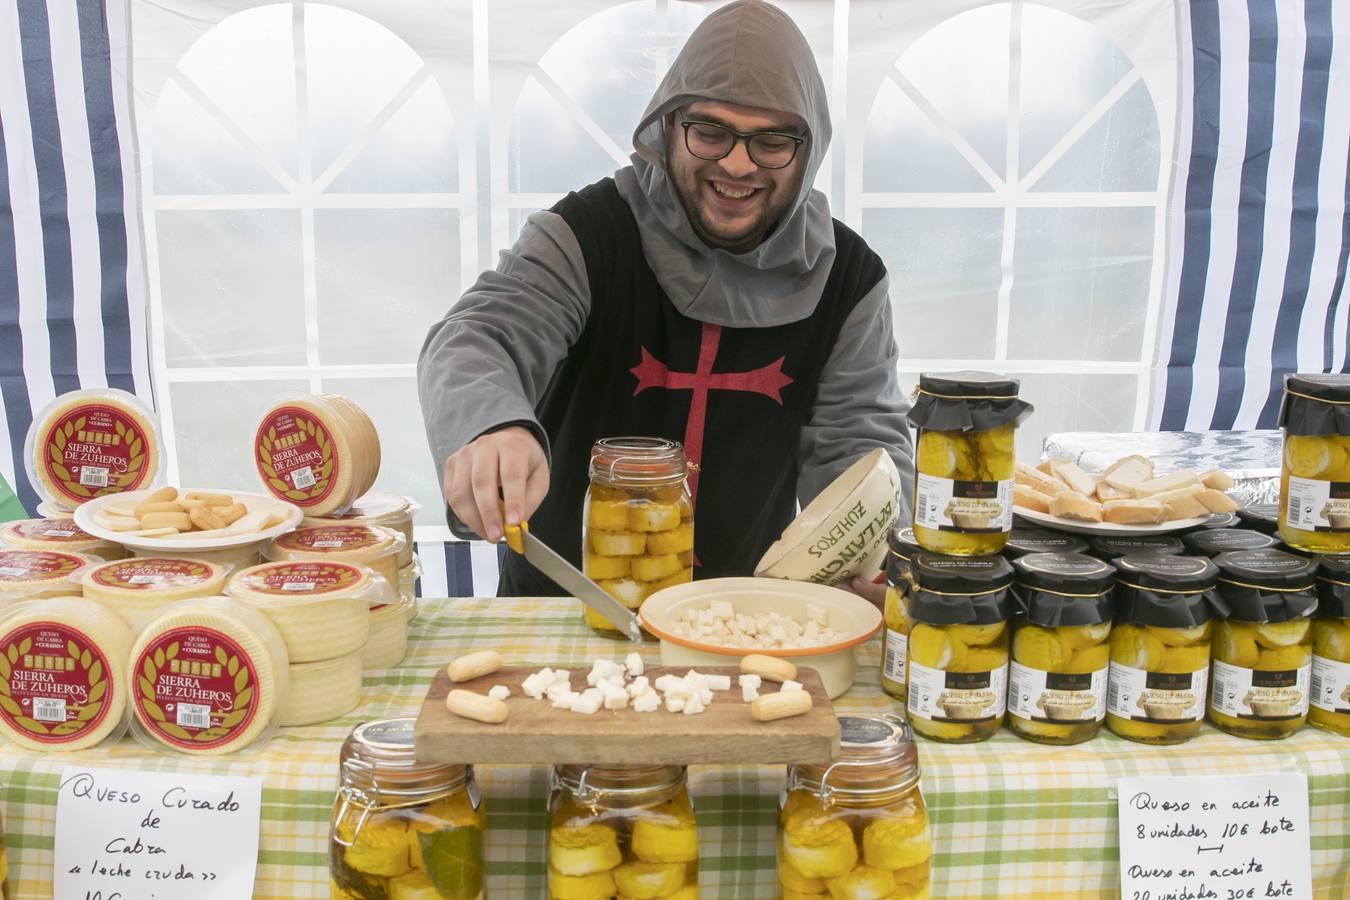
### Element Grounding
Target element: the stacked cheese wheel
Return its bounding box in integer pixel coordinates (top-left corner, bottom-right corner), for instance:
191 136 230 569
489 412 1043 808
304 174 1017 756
128 596 289 755
266 525 411 667
80 557 229 627
302 491 417 622
1 517 127 561
0 549 97 602
23 388 164 510
226 560 382 726
131 542 266 570
253 394 379 517
0 597 131 751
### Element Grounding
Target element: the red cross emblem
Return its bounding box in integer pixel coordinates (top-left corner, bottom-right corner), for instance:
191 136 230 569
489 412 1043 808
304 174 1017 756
629 322 794 503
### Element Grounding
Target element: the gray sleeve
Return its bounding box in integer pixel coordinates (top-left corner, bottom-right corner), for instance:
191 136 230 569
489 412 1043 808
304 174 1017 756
417 210 591 479
796 273 915 521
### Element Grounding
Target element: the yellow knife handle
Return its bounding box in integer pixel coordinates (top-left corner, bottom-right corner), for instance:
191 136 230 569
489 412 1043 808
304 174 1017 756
503 520 529 555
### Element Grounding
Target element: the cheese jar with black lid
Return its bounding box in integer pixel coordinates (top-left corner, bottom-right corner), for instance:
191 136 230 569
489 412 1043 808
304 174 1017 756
330 717 485 900
1106 554 1221 745
1237 503 1280 534
1087 534 1184 562
907 371 1033 556
905 553 1013 742
1181 528 1279 557
1001 526 1089 561
1210 549 1319 739
1200 512 1242 530
1310 554 1350 736
880 528 921 702
1277 373 1350 553
1007 553 1115 745
780 715 931 898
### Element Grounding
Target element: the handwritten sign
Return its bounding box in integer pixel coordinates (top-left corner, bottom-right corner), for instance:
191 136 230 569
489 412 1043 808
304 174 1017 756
55 766 262 900
1118 773 1311 900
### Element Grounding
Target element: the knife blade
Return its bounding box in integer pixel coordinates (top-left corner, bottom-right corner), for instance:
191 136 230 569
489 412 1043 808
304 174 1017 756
505 522 644 643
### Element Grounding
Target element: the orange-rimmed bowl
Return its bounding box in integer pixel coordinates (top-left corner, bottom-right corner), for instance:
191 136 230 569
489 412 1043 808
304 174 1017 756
638 577 882 698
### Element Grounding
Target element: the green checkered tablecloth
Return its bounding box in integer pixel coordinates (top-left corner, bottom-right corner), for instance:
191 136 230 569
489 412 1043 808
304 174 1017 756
0 597 1346 898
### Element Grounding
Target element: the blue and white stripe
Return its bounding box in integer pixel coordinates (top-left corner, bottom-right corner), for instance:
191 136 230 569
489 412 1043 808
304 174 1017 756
0 0 151 512
1155 0 1350 430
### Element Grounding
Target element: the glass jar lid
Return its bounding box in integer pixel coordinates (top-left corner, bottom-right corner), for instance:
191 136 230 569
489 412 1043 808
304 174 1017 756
1011 552 1115 627
1214 549 1319 623
1088 534 1185 561
907 371 1033 433
1002 526 1089 560
1280 374 1350 437
339 717 467 798
589 437 688 485
1199 512 1242 529
909 553 1013 625
1182 529 1279 557
888 527 922 559
1112 554 1220 628
1314 554 1350 619
1236 503 1279 533
553 764 686 801
790 714 919 802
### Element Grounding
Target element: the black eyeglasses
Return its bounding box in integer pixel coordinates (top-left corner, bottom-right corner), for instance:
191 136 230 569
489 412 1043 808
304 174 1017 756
679 120 806 169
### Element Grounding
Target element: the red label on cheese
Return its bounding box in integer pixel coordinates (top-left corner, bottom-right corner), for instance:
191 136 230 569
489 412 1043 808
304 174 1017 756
275 525 381 553
132 627 261 750
0 622 113 744
236 561 364 596
0 550 85 583
90 558 215 591
4 519 95 543
39 403 152 504
254 406 339 508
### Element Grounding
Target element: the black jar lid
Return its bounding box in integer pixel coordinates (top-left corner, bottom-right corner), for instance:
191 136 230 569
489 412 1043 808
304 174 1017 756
908 552 1013 625
1011 552 1115 627
1088 534 1185 561
888 527 922 560
1213 549 1319 623
1314 554 1350 619
1002 526 1090 560
1112 553 1221 629
907 371 1034 433
1236 503 1280 534
1200 512 1242 529
1285 373 1350 403
1182 528 1279 557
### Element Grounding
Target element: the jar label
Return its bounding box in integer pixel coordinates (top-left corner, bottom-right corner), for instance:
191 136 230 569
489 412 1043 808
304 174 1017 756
1008 661 1106 723
1311 655 1350 714
1284 476 1350 532
254 406 339 507
882 629 908 684
914 474 1012 534
131 627 261 750
906 660 1006 722
1209 659 1310 720
39 402 153 503
0 622 113 744
1106 662 1207 723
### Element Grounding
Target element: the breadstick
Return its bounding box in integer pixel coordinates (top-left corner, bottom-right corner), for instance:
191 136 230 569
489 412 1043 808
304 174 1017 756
740 654 797 683
446 650 503 682
445 689 508 724
750 689 812 722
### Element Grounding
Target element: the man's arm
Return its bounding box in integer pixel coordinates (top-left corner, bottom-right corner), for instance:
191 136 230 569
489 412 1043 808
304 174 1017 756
796 273 915 521
417 211 591 539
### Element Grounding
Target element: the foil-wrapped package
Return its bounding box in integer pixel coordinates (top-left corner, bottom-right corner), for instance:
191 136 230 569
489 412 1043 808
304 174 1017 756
1041 430 1281 507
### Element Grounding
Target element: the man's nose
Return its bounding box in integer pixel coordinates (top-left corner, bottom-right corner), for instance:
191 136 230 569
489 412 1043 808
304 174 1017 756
717 140 758 179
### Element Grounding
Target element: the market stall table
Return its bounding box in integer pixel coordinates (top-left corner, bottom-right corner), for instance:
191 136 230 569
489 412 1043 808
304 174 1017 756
0 597 1345 898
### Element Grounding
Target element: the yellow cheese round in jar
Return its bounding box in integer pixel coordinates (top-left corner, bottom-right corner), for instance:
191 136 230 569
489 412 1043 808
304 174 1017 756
1310 555 1350 736
80 557 229 627
1 517 126 561
268 524 403 592
303 492 414 568
907 372 1032 557
0 549 96 603
905 553 1013 743
1106 554 1221 745
0 597 131 751
1277 374 1350 553
1008 553 1116 745
1209 550 1318 740
226 561 377 662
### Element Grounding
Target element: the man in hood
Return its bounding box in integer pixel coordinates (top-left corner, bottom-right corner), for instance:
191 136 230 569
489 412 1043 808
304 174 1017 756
418 0 912 598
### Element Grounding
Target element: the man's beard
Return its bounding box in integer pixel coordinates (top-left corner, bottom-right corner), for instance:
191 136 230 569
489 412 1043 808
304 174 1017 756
669 163 793 254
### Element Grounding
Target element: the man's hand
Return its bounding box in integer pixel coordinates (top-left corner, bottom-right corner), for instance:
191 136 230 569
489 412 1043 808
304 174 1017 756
847 574 887 613
442 426 549 542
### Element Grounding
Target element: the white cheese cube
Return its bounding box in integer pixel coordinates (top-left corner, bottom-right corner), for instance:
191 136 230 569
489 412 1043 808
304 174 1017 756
550 669 571 686
602 688 629 711
699 687 714 706
551 691 577 710
683 693 705 715
571 689 604 715
522 674 547 699
665 695 686 713
709 599 734 619
738 674 762 690
633 689 660 713
545 681 574 701
654 674 682 694
807 603 827 626
663 679 691 701
625 652 644 677
627 676 650 698
742 684 760 703
488 686 510 701
781 680 804 693
704 674 731 691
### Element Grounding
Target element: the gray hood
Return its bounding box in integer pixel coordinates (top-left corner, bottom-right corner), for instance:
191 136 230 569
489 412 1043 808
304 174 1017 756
614 0 835 327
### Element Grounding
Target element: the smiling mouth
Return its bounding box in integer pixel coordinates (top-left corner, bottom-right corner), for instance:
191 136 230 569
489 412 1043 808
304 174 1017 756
709 180 760 201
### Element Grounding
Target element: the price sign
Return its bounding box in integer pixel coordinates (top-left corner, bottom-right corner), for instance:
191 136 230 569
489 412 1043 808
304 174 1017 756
55 766 262 899
1117 773 1311 900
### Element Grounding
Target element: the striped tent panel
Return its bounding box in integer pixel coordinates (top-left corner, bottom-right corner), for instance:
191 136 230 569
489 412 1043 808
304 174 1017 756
1154 0 1350 430
413 541 506 598
0 0 152 513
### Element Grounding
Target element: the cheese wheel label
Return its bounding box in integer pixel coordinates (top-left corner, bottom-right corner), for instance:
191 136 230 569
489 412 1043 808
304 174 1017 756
236 561 364 596
3 519 90 542
0 622 113 744
132 627 260 750
255 406 339 507
38 403 152 503
91 559 214 591
0 549 85 583
276 525 381 553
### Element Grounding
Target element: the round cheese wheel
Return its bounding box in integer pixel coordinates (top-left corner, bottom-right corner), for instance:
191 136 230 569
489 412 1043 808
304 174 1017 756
252 395 378 516
132 542 265 571
278 649 362 726
1 518 127 561
24 388 163 507
128 597 288 755
36 501 74 519
0 597 131 750
302 491 414 567
397 562 418 624
81 558 229 627
226 561 377 662
361 598 412 669
0 550 96 602
267 524 402 590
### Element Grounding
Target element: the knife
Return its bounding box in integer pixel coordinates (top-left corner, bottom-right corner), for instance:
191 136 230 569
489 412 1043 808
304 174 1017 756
504 521 645 643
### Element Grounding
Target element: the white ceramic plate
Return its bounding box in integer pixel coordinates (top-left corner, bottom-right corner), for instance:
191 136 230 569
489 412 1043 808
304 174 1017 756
74 488 302 552
1013 506 1209 536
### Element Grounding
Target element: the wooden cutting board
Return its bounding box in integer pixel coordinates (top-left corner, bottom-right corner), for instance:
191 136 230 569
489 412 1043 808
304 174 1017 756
414 665 840 765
